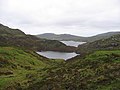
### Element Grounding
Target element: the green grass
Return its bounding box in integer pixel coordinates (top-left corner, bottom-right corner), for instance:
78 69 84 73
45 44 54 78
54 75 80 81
86 50 120 62
0 47 65 89
27 50 120 90
0 47 47 69
0 47 120 90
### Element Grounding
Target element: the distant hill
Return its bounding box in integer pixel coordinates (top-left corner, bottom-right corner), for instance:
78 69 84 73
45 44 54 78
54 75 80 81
36 32 120 42
76 34 120 54
36 33 87 41
0 23 76 52
88 32 120 42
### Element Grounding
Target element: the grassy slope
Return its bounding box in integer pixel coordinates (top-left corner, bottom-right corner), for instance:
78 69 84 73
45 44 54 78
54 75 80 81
0 47 65 90
77 34 120 54
0 24 25 36
0 48 120 90
0 23 76 52
28 50 120 90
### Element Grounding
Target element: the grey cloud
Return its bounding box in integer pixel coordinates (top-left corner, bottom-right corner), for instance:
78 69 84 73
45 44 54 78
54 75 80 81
0 0 120 36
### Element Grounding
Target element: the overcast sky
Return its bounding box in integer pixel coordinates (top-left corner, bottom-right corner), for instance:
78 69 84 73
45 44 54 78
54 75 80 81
0 0 120 36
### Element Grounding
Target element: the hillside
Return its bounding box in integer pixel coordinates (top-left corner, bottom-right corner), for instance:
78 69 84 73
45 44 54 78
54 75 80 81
27 50 120 90
0 23 76 52
76 34 120 54
0 47 120 90
0 47 65 89
36 32 120 42
88 32 120 42
0 24 25 36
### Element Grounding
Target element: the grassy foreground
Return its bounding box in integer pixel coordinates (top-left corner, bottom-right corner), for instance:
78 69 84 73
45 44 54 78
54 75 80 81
28 50 120 90
0 47 65 89
0 47 120 90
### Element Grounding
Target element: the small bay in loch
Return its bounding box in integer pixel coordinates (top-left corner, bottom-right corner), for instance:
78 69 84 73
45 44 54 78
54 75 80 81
61 41 86 47
37 51 79 60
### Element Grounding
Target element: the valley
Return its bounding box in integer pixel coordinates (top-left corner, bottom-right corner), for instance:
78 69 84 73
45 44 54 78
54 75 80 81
0 23 120 90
